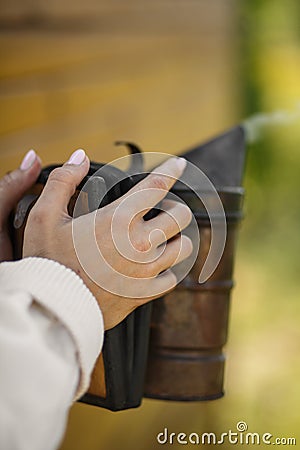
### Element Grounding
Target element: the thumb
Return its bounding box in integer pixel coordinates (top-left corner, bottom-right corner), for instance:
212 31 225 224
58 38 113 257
35 149 90 219
0 149 42 225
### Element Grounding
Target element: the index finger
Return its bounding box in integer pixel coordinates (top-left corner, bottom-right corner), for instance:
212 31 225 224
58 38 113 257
119 157 187 218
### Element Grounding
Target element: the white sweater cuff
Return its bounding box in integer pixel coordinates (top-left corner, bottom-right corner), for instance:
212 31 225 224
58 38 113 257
0 257 104 399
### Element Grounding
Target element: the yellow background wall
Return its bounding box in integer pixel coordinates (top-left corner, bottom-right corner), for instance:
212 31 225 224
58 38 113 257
0 0 238 174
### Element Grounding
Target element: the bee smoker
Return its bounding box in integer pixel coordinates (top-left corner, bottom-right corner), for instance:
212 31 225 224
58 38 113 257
11 125 246 410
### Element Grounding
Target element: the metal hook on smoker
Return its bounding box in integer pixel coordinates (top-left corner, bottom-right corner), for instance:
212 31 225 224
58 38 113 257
114 141 144 175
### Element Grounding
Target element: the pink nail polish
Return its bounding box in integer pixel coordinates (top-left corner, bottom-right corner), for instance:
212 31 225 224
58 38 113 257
66 149 86 165
20 149 37 171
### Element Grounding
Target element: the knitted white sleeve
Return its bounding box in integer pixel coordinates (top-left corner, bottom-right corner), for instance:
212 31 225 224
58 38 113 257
0 257 104 398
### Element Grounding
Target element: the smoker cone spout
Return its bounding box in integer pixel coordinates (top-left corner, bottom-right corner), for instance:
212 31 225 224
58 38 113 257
178 125 246 188
144 125 247 401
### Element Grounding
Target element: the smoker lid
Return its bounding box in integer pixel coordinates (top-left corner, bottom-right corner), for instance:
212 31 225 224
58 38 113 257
176 125 246 189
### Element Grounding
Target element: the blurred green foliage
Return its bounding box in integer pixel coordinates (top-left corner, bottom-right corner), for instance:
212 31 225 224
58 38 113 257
239 0 300 275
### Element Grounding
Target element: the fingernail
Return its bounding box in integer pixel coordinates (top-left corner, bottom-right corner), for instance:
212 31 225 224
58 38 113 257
176 157 187 171
66 149 86 165
20 149 37 171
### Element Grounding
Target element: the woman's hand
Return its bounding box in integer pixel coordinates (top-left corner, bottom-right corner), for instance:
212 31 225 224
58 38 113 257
0 150 42 262
23 149 193 330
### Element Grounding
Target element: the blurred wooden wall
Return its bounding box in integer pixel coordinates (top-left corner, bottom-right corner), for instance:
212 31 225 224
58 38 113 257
0 0 239 175
0 2 240 450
